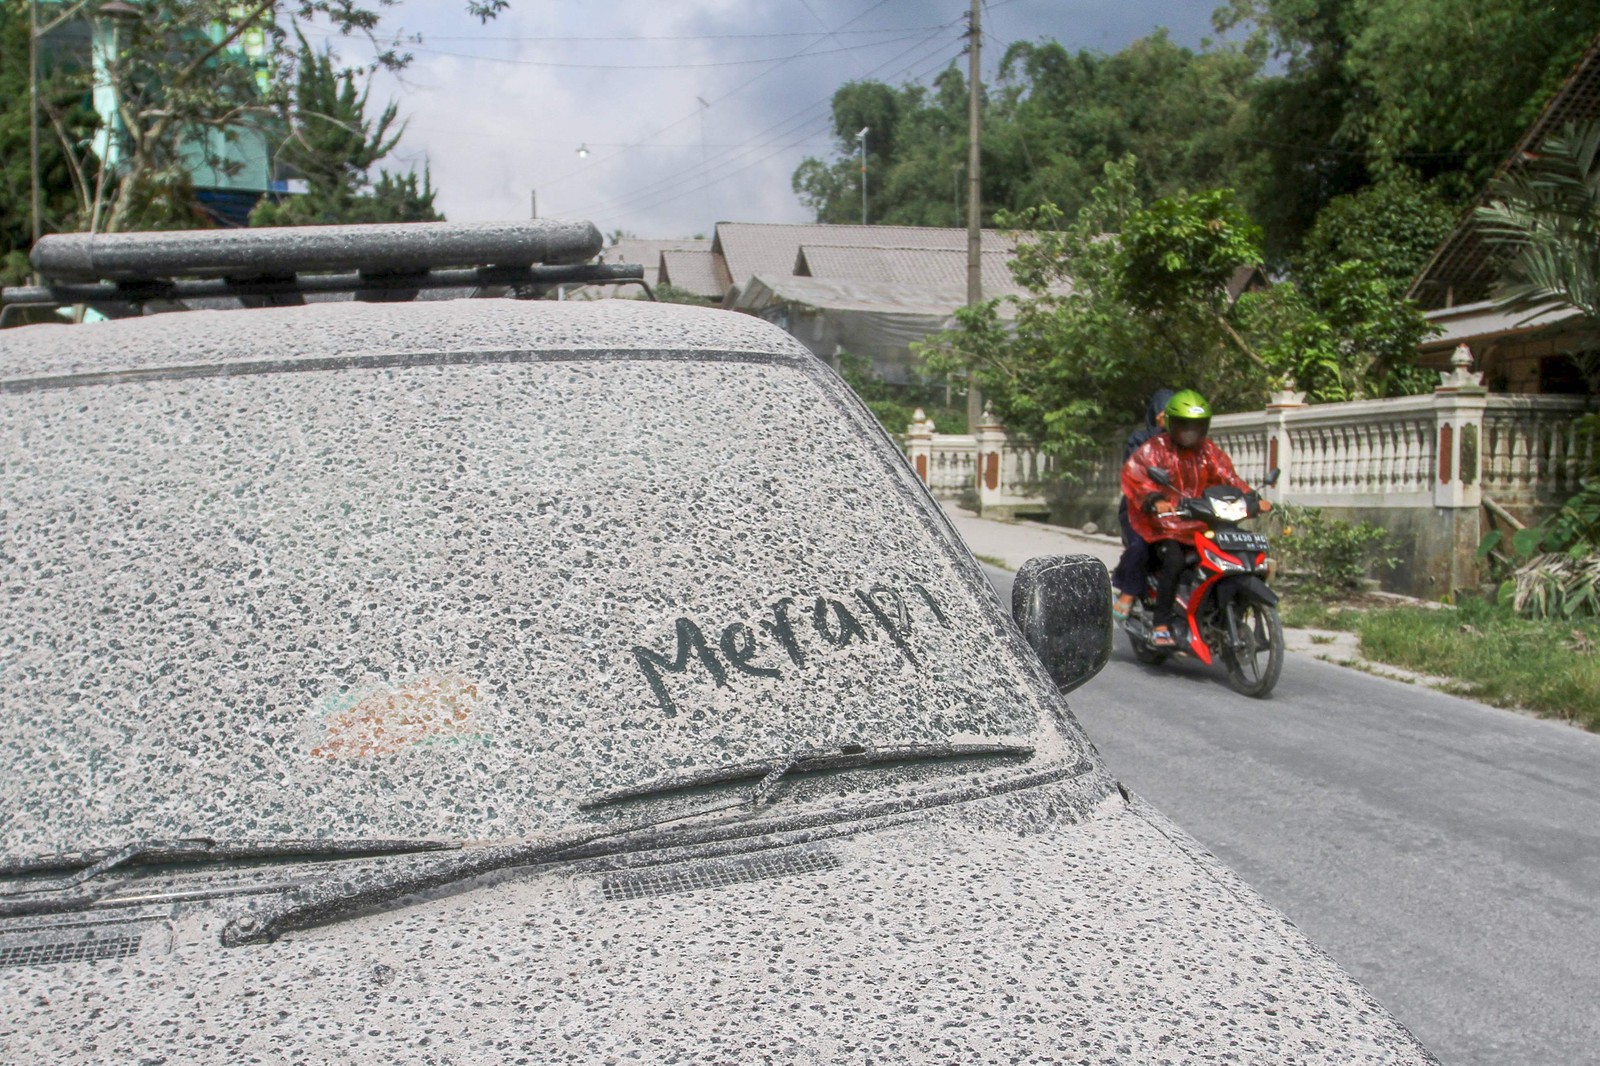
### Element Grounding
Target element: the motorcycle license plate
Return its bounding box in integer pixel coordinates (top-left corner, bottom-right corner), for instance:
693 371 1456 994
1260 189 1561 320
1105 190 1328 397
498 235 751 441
1214 530 1269 552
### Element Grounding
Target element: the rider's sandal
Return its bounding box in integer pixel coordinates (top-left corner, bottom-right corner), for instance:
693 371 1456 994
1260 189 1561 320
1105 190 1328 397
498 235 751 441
1112 595 1134 620
1151 626 1176 648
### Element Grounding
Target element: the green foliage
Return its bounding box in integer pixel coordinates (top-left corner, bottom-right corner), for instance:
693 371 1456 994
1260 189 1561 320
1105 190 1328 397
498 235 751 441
917 156 1431 455
1215 0 1600 257
1356 595 1600 729
9 1 497 237
915 161 1181 459
1269 503 1393 592
1119 189 1263 315
1340 0 1600 199
0 0 99 257
250 33 440 227
1235 261 1436 401
835 349 966 437
1476 121 1600 393
1512 552 1600 621
1295 173 1456 293
1478 471 1600 621
793 32 1259 230
654 283 717 307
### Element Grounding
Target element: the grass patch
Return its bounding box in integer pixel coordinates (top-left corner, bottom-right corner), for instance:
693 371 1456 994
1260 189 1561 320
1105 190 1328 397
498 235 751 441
974 554 1012 571
1280 596 1362 632
1356 598 1600 730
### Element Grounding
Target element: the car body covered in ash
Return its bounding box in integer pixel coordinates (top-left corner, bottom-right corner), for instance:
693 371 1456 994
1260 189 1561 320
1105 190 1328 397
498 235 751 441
0 222 1436 1063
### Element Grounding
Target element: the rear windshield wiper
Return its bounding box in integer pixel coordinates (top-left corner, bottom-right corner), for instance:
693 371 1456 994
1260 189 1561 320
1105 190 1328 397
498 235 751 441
0 836 460 898
582 737 1037 811
221 738 1037 948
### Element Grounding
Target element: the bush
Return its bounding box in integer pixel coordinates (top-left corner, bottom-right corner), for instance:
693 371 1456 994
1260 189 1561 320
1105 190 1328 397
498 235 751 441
1269 503 1393 593
1481 473 1600 621
836 349 967 436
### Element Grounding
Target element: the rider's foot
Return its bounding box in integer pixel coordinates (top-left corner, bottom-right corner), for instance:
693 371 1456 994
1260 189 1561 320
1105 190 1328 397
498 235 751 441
1113 593 1135 619
1152 626 1176 648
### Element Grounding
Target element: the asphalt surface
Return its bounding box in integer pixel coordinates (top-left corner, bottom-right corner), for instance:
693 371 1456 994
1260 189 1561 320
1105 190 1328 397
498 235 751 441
980 557 1600 1066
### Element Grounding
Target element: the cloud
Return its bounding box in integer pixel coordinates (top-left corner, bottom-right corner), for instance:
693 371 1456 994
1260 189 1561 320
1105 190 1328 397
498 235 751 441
352 0 1221 237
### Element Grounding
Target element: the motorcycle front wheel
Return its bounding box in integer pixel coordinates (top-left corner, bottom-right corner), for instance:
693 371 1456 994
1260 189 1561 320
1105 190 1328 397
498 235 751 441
1223 600 1284 698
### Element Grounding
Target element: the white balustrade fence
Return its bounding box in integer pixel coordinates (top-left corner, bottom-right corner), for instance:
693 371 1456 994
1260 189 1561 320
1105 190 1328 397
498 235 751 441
902 410 1055 517
899 348 1592 550
894 347 1592 594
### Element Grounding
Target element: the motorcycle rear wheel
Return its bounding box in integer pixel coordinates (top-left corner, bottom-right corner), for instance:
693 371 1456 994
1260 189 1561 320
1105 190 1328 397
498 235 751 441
1223 600 1284 698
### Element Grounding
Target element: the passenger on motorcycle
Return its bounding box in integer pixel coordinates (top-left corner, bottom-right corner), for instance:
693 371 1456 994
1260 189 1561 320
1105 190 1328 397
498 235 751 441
1112 387 1176 621
1120 390 1268 648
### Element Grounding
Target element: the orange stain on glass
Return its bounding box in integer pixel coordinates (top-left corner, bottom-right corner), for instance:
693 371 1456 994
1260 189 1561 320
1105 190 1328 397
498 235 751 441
312 673 482 759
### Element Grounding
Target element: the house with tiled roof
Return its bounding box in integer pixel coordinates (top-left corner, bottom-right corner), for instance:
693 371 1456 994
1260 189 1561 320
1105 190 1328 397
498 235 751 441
1407 34 1600 394
701 222 1049 384
792 244 1019 294
657 248 730 299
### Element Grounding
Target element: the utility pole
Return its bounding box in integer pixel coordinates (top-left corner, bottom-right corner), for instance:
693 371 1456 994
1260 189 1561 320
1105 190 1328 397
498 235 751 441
965 0 984 429
857 126 869 225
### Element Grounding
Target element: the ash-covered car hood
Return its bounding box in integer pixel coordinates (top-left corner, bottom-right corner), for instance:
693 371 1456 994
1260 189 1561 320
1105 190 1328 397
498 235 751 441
0 783 1435 1063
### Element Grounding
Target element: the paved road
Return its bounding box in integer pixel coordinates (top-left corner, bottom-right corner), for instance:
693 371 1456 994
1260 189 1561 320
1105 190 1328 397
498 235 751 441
984 561 1600 1066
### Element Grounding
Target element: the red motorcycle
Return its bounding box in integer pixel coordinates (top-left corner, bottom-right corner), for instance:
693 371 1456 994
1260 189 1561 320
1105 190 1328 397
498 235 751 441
1124 468 1284 698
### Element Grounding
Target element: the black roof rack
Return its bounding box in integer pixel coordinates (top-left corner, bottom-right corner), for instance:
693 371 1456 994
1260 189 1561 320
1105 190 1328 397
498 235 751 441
1 219 653 321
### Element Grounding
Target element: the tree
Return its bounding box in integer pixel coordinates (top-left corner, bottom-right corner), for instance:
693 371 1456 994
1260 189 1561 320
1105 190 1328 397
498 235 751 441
31 0 504 235
0 0 98 281
1215 0 1600 257
1294 172 1455 294
918 159 1271 460
249 34 441 227
791 34 1259 231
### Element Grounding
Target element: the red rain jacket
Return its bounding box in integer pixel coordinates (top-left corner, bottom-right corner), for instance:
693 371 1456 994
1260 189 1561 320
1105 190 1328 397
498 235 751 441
1121 433 1252 543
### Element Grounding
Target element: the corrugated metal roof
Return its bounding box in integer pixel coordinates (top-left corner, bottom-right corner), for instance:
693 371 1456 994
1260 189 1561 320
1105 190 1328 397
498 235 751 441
1409 33 1600 310
794 244 1021 294
1418 300 1581 350
713 222 1014 295
658 248 730 298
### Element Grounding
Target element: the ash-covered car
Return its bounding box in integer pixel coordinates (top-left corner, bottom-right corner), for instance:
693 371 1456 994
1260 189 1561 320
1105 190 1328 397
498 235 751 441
0 221 1435 1063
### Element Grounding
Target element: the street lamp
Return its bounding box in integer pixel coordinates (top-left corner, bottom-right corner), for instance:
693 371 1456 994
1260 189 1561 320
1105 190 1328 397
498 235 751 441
856 126 869 226
576 144 589 159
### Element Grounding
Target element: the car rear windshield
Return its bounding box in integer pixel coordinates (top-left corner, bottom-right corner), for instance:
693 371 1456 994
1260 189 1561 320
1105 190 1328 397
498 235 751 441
1 351 1083 852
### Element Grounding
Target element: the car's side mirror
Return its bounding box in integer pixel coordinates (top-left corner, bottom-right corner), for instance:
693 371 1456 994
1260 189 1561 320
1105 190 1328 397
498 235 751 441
1011 554 1112 694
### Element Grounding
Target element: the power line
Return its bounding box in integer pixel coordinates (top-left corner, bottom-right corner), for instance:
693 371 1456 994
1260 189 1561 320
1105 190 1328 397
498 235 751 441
391 25 952 44
534 0 904 196
571 27 965 224
403 33 935 71
566 26 959 219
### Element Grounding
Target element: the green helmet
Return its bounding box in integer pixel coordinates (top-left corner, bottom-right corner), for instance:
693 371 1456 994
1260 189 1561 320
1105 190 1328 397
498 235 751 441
1164 389 1211 449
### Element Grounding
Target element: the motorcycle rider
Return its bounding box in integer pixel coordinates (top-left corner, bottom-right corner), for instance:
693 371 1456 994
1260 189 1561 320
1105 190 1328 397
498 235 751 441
1120 390 1268 648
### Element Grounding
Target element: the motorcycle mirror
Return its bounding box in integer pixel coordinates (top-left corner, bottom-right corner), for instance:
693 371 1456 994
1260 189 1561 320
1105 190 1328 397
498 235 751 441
1146 466 1173 488
1012 555 1112 694
1263 467 1282 488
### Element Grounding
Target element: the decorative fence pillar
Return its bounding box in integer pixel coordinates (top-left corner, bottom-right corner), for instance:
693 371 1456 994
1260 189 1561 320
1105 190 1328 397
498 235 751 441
1264 387 1307 498
904 408 935 486
1431 345 1488 511
1429 345 1490 595
974 406 1008 515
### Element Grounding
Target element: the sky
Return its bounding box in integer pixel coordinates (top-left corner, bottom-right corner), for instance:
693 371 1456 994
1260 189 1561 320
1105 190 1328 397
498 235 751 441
309 0 1230 239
